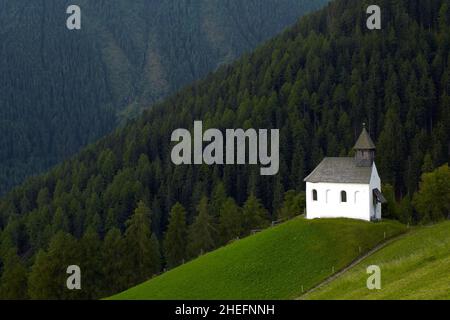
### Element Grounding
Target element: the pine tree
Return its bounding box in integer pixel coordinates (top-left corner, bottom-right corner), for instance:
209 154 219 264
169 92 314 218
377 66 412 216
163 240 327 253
164 203 188 269
149 234 161 274
382 184 398 220
98 149 117 181
272 176 285 214
242 194 270 234
124 201 161 286
79 227 102 299
27 250 53 299
28 232 80 299
36 188 50 208
187 197 216 258
377 108 406 192
0 249 28 299
438 2 450 32
277 190 306 220
218 198 243 245
398 195 414 224
210 182 227 218
421 153 434 173
52 207 70 234
102 228 127 297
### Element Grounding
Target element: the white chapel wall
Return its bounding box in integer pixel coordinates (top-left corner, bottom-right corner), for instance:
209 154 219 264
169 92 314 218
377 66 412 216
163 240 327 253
369 164 382 220
306 181 371 221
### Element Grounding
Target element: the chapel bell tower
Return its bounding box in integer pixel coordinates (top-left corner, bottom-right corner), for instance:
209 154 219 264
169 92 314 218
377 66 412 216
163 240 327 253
354 123 376 167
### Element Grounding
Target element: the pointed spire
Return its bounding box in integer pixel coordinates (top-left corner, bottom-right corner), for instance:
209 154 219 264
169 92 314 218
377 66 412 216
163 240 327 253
353 123 376 150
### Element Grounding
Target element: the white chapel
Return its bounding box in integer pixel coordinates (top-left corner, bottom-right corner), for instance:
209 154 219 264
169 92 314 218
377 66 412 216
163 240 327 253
304 125 386 222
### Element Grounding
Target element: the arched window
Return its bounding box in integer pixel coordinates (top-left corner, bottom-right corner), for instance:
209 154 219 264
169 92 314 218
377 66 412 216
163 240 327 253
313 189 318 201
341 191 347 203
354 191 360 203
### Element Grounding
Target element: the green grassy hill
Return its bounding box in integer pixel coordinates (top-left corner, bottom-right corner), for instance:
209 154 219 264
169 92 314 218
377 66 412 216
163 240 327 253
110 218 405 300
304 221 450 300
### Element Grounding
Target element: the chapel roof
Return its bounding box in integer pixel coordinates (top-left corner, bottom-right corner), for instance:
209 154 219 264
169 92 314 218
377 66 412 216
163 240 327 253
303 157 373 184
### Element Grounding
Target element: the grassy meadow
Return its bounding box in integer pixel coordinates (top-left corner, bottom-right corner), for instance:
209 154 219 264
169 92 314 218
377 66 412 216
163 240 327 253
110 218 406 300
305 221 450 300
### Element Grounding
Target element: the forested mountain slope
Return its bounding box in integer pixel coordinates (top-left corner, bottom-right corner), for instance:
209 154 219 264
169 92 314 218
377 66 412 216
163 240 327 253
0 0 449 299
0 0 327 195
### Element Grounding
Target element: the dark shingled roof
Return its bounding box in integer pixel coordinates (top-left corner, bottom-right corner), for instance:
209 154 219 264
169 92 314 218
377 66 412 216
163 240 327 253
353 127 376 150
304 157 373 184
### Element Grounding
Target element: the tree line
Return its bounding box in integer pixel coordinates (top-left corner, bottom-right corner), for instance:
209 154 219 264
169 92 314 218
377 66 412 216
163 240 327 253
0 190 306 299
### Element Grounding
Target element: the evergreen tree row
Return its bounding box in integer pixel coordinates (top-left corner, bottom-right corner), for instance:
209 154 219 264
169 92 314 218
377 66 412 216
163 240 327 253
0 192 281 299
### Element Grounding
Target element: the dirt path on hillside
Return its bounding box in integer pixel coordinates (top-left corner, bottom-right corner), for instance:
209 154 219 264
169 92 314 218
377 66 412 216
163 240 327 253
296 232 410 300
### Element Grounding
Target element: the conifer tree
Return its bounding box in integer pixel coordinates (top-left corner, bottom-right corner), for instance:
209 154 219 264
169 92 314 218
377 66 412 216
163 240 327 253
210 182 227 218
124 201 161 285
277 190 306 220
27 250 53 299
377 108 406 191
242 194 270 234
164 203 188 268
28 232 80 300
102 228 127 297
79 227 102 299
218 198 243 245
0 249 28 299
187 197 216 258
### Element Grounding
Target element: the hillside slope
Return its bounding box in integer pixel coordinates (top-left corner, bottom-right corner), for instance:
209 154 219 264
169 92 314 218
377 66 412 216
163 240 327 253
304 221 450 300
110 218 406 300
0 0 327 195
